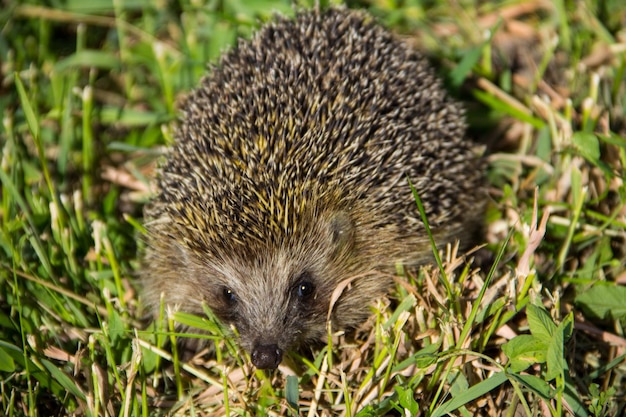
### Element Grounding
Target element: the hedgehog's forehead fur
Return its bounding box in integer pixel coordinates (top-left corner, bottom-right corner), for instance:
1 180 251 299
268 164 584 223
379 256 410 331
151 7 472 257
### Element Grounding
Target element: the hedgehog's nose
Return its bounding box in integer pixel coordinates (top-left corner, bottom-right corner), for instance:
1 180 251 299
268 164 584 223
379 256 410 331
251 344 283 369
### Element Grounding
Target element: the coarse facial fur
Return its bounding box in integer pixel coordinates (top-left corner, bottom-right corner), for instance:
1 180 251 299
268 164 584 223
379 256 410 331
142 7 486 369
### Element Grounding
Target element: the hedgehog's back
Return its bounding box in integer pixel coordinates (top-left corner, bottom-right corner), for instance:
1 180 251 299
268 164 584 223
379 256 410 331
153 7 483 252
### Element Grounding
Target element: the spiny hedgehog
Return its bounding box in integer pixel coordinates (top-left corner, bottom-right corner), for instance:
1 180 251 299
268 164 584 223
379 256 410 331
142 7 485 369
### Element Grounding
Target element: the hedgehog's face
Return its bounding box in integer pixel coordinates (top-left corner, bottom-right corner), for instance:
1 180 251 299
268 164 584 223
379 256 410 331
202 211 357 369
210 264 327 369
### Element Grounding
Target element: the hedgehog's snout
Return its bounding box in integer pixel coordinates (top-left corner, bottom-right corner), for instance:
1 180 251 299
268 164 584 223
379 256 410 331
251 344 283 369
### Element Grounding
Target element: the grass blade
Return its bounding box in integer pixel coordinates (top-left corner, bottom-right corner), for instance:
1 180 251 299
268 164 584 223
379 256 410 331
431 372 508 417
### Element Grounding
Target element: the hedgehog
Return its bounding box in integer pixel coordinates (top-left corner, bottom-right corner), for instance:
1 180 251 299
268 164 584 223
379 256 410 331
142 7 485 370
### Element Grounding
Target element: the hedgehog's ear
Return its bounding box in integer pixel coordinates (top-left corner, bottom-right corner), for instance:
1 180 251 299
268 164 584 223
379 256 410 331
329 211 355 255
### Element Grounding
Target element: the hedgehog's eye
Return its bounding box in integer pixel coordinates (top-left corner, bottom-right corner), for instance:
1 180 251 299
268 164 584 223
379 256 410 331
292 271 315 301
222 287 236 303
296 281 314 299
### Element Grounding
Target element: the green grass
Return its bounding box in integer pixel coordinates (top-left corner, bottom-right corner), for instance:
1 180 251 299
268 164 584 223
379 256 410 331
2 0 626 415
